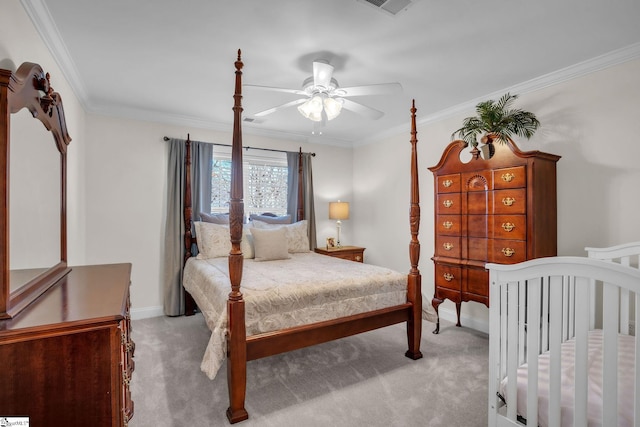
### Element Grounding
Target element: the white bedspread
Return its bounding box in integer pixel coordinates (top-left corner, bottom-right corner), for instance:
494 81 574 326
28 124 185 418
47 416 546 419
183 252 407 379
501 330 636 427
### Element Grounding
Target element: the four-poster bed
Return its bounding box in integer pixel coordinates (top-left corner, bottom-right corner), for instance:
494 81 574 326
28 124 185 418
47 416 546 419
181 50 423 424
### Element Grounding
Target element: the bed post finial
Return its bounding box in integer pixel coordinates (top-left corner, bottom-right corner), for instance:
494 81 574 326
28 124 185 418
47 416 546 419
405 99 423 360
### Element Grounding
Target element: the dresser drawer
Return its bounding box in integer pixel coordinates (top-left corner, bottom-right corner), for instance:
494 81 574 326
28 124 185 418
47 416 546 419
492 215 526 240
463 170 491 192
467 214 488 238
491 239 527 263
436 215 461 235
435 236 461 258
435 264 462 291
463 267 489 297
494 166 526 189
468 237 489 261
437 193 461 214
492 188 526 214
437 173 461 193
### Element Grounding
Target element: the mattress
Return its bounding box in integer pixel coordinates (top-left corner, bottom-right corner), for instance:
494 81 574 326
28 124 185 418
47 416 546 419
183 252 407 379
500 330 636 427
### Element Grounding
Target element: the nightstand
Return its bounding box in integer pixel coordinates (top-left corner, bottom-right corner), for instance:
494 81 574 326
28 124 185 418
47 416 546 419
314 246 365 263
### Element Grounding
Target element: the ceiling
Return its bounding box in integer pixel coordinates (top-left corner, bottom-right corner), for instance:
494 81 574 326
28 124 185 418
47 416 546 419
22 0 640 146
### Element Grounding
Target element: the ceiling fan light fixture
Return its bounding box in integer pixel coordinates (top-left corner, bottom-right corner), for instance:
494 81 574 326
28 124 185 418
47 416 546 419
324 97 343 120
298 94 326 122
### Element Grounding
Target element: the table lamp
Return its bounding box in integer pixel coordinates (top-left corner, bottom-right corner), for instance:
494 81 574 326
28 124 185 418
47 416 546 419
329 201 349 248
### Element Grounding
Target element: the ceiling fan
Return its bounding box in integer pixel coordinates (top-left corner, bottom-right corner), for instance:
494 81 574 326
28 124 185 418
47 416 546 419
245 60 402 123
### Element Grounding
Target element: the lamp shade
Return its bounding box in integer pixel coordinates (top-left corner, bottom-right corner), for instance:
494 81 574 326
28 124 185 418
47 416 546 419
329 201 349 220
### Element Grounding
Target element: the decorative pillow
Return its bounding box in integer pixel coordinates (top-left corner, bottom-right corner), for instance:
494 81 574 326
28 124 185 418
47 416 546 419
251 220 310 253
250 227 290 261
194 221 254 259
249 213 292 224
200 212 229 224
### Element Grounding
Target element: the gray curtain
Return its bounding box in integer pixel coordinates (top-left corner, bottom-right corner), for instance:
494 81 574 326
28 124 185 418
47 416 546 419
162 138 212 316
287 152 317 249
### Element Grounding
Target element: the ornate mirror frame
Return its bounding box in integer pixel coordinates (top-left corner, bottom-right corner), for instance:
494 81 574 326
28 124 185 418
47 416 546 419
0 62 71 319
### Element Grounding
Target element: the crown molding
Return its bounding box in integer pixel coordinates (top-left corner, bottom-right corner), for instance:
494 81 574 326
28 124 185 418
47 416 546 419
416 42 640 128
353 42 640 147
20 0 90 109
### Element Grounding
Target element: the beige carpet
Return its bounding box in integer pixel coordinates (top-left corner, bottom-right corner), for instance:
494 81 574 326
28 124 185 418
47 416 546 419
129 314 488 427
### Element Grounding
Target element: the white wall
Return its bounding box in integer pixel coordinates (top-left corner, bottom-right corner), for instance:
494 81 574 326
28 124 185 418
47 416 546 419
354 58 640 332
84 114 353 317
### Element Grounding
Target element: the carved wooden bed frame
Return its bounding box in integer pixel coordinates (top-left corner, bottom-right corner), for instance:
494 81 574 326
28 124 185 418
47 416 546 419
182 50 423 423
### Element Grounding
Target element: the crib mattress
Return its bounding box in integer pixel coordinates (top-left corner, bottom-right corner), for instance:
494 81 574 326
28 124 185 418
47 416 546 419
500 330 636 427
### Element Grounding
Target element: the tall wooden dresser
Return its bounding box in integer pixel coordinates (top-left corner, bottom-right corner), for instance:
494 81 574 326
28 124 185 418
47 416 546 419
429 139 560 333
0 263 134 426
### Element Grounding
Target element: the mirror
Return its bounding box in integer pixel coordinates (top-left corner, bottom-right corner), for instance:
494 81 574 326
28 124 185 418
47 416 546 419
9 109 61 290
1 62 71 319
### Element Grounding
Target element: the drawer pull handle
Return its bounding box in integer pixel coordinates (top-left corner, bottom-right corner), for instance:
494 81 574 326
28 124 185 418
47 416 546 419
501 172 515 182
443 273 454 281
443 242 454 251
443 199 454 208
442 179 453 188
443 221 453 230
502 197 516 206
501 222 515 232
355 255 362 261
502 247 515 257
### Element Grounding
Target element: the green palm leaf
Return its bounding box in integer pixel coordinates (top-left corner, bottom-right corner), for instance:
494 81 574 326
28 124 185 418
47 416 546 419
451 93 540 147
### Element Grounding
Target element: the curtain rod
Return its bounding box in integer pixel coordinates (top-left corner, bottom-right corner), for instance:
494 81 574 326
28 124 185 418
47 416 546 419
162 136 315 157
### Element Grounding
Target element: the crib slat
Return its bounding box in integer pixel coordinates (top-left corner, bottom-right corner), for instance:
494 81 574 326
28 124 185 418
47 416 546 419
506 281 520 421
500 283 508 380
635 292 639 426
526 279 540 427
518 283 526 366
601 281 619 426
541 279 549 352
620 256 630 334
548 275 563 427
574 276 590 427
488 272 501 427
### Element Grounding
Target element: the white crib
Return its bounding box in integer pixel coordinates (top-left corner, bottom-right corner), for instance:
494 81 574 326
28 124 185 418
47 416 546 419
487 242 640 427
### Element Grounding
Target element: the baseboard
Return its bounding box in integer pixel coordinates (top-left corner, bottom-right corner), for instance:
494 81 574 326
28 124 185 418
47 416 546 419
437 307 489 335
130 305 164 320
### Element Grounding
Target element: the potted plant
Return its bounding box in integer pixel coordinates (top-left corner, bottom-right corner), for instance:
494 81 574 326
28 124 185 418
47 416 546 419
451 93 540 150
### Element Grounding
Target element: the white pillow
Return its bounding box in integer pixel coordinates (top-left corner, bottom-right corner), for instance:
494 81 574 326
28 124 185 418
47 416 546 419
194 221 254 259
250 227 290 261
251 220 310 253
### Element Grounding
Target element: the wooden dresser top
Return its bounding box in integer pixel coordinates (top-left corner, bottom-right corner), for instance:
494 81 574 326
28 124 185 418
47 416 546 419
0 263 132 336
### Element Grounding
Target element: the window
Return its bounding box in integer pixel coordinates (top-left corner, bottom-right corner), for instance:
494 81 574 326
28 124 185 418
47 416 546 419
210 150 288 218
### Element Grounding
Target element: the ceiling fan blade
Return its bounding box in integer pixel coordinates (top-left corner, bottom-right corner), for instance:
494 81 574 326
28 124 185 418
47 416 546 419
338 82 402 97
312 61 334 91
341 98 385 120
244 84 306 96
253 98 307 117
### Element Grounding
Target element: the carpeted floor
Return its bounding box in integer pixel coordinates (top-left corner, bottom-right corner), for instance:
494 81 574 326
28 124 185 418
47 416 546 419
129 314 488 427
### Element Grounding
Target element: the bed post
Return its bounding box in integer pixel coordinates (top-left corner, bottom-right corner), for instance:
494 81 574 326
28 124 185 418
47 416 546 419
226 49 249 424
406 100 423 360
183 135 198 316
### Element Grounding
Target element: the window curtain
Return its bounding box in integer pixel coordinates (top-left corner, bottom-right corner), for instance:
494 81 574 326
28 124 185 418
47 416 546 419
162 138 212 316
287 152 317 249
